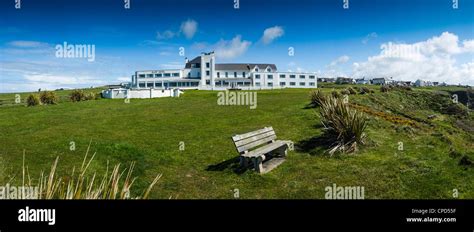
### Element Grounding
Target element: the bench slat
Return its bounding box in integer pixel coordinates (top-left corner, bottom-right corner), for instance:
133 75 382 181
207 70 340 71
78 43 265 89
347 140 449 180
232 127 273 142
234 130 276 147
236 134 276 153
241 140 287 157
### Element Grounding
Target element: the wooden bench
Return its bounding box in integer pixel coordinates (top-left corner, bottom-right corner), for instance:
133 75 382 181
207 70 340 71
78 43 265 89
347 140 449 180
232 127 292 174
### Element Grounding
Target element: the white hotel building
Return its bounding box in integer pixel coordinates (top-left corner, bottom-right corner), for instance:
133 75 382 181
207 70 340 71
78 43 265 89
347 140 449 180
131 52 317 90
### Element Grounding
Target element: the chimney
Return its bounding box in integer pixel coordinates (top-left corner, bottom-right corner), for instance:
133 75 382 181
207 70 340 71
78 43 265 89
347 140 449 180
185 57 189 64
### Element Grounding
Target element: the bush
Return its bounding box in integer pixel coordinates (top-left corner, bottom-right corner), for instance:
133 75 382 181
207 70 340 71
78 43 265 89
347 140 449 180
39 91 58 105
70 90 86 102
359 87 371 94
319 96 367 155
340 89 350 95
380 85 391 92
347 87 357 95
26 94 41 107
310 90 327 107
85 92 97 100
331 90 341 98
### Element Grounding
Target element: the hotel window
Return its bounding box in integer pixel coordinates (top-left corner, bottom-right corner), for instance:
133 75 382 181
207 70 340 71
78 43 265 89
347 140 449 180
206 71 210 76
139 83 145 87
300 75 305 79
155 83 162 87
139 74 145 78
255 68 259 72
188 73 191 77
172 73 179 77
155 74 162 78
170 82 177 87
280 74 286 78
268 82 273 87
206 62 210 68
147 83 154 87
255 82 261 86
217 72 220 78
191 64 196 68
206 80 210 85
310 82 316 86
255 74 260 79
164 73 171 77
290 82 296 86
225 72 228 78
309 75 315 79
242 72 246 77
300 82 306 86
280 82 286 86
268 75 273 79
267 68 272 72
290 75 296 78
147 74 153 78
234 72 237 77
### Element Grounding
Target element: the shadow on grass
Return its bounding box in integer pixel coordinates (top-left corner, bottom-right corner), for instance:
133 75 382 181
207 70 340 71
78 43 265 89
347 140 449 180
295 134 334 156
302 103 315 109
206 156 247 174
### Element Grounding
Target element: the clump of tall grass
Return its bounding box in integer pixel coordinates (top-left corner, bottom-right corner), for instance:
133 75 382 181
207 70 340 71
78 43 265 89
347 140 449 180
310 90 327 107
340 89 350 95
16 143 161 199
347 87 357 95
26 94 41 106
39 91 59 105
319 95 367 155
380 85 392 92
331 90 341 98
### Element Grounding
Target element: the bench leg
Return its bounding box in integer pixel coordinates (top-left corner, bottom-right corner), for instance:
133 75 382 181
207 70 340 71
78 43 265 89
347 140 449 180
239 156 248 168
276 146 288 157
252 156 265 173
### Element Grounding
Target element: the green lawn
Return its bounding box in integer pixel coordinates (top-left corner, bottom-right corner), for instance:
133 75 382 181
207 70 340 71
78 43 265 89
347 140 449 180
0 86 473 199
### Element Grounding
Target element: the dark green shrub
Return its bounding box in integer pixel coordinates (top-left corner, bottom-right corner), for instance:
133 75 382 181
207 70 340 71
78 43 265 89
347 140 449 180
331 90 341 98
26 94 40 107
319 96 367 155
39 91 58 105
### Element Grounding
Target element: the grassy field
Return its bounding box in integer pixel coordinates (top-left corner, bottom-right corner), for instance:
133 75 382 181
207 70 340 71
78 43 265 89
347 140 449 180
0 85 473 199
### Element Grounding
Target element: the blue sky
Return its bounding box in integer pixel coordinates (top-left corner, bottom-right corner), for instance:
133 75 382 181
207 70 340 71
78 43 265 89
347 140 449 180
0 0 473 92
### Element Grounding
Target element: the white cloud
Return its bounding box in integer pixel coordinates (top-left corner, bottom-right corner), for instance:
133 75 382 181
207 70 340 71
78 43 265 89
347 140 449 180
329 55 350 67
7 40 49 48
214 35 251 59
156 30 176 40
352 32 474 85
362 32 378 44
156 19 198 40
117 77 130 82
180 19 198 39
261 26 284 45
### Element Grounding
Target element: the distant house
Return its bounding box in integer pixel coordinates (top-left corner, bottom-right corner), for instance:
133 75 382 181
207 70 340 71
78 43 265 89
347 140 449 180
415 79 433 87
432 82 439 86
371 77 393 85
355 78 369 85
335 77 354 84
317 77 335 83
